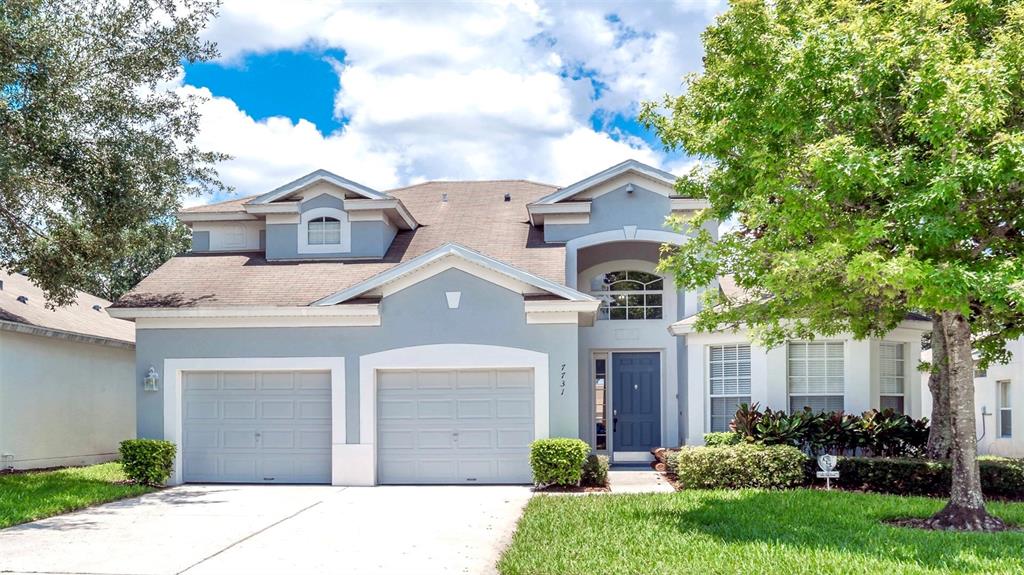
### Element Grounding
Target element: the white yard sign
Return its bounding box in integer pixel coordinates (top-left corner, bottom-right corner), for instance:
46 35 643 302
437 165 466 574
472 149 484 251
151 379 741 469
816 454 839 490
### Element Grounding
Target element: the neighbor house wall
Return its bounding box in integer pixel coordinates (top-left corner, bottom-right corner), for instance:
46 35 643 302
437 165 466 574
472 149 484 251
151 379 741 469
134 268 580 445
0 330 135 470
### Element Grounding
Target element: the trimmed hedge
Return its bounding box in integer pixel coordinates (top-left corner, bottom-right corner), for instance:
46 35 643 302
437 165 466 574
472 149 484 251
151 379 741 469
581 454 609 487
119 439 176 486
817 455 1024 498
530 438 590 486
703 432 742 447
673 444 806 490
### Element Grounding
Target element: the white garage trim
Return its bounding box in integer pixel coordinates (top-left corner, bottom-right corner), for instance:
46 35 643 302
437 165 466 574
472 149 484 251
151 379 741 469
356 344 549 486
162 357 345 486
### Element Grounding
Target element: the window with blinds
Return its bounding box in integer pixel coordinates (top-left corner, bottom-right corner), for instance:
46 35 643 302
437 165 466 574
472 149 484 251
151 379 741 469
879 342 905 414
788 341 844 413
999 380 1012 439
709 344 751 432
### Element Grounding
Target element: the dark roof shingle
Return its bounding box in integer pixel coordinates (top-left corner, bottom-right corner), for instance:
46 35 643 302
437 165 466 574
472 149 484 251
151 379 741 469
116 180 565 308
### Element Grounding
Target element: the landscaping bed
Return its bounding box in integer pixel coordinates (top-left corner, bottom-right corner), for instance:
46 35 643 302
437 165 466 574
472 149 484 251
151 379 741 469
0 462 154 529
499 489 1024 574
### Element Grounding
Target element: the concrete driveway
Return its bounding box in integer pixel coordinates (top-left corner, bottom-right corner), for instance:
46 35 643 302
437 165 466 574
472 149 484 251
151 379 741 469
0 484 532 575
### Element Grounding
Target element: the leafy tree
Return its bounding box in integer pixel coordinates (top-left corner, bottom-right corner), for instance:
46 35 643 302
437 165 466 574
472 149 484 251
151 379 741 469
77 219 190 301
643 0 1023 530
0 0 225 306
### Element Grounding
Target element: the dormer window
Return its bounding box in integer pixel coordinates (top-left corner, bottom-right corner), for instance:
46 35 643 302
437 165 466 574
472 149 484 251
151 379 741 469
308 216 342 245
298 206 351 254
589 270 663 320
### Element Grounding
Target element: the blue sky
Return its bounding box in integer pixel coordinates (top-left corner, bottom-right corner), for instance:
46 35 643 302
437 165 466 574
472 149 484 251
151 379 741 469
176 1 722 205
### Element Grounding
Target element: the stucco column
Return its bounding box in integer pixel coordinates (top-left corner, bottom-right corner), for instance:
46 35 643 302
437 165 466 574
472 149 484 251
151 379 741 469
686 339 704 444
764 345 788 411
750 344 770 409
845 339 872 414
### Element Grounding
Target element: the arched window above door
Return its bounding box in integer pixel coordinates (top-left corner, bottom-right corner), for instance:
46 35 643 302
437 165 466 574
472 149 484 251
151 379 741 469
589 270 663 320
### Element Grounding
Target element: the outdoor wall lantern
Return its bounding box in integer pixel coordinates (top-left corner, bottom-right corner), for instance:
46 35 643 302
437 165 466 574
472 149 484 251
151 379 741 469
143 366 160 392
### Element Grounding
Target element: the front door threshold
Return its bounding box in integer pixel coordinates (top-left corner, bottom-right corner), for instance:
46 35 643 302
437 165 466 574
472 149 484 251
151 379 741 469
612 451 655 463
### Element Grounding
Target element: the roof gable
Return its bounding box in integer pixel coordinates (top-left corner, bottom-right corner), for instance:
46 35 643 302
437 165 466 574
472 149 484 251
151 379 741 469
248 169 390 204
314 243 595 306
531 159 679 205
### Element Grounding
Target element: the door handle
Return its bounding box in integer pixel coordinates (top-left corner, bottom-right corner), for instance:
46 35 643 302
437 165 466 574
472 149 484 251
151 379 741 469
613 417 618 433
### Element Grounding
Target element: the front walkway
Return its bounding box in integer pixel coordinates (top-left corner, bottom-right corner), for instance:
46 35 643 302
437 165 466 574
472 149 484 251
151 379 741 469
0 484 532 575
607 468 675 493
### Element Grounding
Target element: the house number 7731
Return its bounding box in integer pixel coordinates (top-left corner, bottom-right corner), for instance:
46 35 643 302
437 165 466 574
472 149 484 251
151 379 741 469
560 363 566 396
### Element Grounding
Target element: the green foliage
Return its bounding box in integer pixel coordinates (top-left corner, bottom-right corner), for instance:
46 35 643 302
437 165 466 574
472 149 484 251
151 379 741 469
726 403 928 457
581 454 609 487
674 444 807 490
119 439 176 486
703 432 742 446
0 0 227 305
830 456 1024 498
641 0 1024 364
529 438 589 486
0 462 153 528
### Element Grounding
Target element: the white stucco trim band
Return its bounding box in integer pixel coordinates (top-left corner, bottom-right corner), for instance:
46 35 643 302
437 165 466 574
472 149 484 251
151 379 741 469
161 356 346 486
108 305 380 321
532 159 679 205
355 344 550 486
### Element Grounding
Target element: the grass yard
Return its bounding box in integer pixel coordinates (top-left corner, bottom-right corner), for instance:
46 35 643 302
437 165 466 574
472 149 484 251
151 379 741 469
499 489 1024 575
0 462 153 529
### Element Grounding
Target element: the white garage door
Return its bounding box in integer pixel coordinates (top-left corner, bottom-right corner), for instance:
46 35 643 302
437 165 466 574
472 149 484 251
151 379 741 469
182 370 331 484
377 369 534 484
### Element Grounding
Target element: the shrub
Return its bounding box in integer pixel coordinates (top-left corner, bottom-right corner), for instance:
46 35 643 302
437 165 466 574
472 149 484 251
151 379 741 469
674 444 806 490
119 439 176 486
817 456 1024 498
529 438 590 486
703 432 742 447
581 454 609 487
726 403 929 456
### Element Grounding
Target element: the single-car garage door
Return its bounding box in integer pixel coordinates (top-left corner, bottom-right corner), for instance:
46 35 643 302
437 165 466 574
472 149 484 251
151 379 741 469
377 369 534 484
182 370 331 484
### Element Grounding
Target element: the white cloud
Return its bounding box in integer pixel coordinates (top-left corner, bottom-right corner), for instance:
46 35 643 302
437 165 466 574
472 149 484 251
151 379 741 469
182 0 726 201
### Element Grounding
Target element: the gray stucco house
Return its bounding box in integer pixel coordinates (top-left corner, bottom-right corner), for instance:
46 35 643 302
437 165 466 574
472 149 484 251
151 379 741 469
111 159 930 486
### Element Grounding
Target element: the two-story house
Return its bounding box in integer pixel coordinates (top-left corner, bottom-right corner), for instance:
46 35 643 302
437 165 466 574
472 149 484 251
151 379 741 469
111 160 931 485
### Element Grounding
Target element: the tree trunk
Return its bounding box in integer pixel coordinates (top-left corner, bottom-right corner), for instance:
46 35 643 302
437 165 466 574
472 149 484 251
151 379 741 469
926 313 954 459
923 311 1005 531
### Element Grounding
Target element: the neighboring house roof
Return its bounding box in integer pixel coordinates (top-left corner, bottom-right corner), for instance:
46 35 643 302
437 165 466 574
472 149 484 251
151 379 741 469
115 180 563 308
0 271 134 346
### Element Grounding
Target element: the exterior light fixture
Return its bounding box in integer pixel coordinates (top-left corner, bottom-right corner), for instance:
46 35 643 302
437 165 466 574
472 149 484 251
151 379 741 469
143 367 160 392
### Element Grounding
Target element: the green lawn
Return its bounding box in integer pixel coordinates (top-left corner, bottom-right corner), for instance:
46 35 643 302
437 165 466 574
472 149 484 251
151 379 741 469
499 489 1024 575
0 462 154 529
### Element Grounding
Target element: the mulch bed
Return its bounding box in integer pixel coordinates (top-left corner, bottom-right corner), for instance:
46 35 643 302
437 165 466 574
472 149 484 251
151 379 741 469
532 484 610 493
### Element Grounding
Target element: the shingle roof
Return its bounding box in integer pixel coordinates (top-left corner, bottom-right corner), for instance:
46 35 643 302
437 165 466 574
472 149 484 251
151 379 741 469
115 180 564 308
0 272 135 344
179 195 257 214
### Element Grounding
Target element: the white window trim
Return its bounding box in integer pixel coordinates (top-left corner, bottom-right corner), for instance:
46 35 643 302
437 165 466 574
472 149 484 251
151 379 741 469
707 343 752 433
357 344 550 486
298 206 351 254
998 380 1012 439
787 340 846 412
162 357 346 486
879 341 906 412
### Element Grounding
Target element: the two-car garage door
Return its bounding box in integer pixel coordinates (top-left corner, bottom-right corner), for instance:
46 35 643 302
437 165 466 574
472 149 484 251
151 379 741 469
180 367 535 485
182 370 332 483
377 369 535 484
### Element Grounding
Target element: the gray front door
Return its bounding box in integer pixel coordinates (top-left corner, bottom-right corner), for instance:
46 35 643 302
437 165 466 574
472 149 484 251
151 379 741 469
377 368 534 484
181 370 332 484
612 352 661 452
